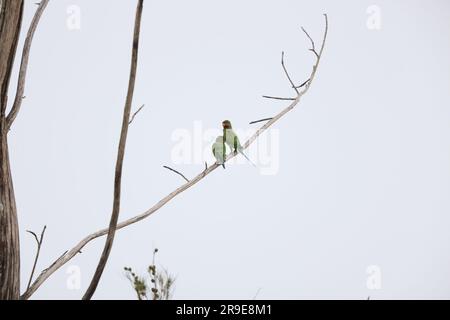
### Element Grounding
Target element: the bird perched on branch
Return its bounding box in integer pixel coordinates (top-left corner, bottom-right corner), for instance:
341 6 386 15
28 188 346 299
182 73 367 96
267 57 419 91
212 136 226 169
222 120 256 167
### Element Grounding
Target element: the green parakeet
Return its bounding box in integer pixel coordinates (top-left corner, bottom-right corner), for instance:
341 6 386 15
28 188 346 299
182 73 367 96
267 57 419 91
222 120 256 167
212 136 226 169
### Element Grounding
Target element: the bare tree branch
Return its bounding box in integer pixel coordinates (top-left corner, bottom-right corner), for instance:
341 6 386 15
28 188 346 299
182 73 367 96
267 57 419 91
294 78 310 89
82 0 144 300
26 230 38 245
244 14 328 150
281 51 299 94
21 13 329 300
25 225 46 290
163 166 189 183
262 95 296 101
249 118 273 125
301 26 319 59
6 0 49 130
129 104 145 125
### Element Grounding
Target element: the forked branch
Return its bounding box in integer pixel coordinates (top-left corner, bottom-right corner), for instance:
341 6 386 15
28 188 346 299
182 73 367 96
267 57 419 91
25 225 46 290
301 26 319 59
22 13 328 300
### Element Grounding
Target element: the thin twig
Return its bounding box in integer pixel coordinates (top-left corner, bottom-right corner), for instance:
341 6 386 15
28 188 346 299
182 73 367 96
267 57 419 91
129 104 145 125
22 14 329 300
281 51 299 94
82 0 144 300
295 78 310 89
301 27 319 59
6 0 49 130
163 166 189 183
249 118 273 125
262 95 296 101
26 225 46 290
202 162 208 177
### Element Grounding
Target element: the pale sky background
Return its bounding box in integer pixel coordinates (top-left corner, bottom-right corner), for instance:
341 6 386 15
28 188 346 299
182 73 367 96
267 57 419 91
6 0 450 299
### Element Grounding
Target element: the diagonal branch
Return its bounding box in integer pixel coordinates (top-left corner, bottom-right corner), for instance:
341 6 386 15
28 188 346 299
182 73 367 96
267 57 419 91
82 0 144 300
21 13 329 300
26 225 46 290
6 0 49 130
163 166 189 183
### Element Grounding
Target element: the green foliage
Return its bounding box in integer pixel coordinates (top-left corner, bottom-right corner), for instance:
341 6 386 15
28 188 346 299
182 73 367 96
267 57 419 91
124 248 175 300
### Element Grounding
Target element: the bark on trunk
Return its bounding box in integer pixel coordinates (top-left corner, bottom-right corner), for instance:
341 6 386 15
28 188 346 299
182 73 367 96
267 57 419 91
0 0 24 300
0 126 20 300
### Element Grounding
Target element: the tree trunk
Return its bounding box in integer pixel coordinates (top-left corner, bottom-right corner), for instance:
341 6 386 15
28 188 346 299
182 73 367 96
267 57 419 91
0 0 24 300
0 126 20 300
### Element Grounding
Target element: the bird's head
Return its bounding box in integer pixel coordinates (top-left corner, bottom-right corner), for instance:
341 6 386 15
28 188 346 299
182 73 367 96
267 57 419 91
222 120 232 129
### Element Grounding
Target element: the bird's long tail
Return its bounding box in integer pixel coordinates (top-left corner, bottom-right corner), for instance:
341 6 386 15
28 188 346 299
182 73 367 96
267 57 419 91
239 150 257 168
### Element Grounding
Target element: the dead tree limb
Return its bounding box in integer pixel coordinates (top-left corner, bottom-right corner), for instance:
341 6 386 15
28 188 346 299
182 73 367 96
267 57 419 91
21 13 328 300
6 0 49 130
82 0 144 300
25 225 46 290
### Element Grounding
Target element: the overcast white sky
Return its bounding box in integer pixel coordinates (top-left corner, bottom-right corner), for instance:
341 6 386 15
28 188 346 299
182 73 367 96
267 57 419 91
7 0 450 299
